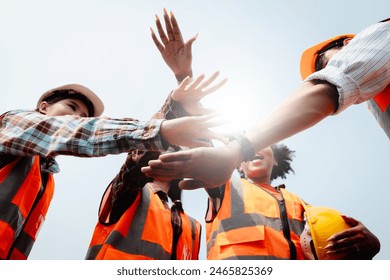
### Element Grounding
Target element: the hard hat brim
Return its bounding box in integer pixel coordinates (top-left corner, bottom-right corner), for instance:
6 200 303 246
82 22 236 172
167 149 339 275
37 84 104 117
300 34 355 80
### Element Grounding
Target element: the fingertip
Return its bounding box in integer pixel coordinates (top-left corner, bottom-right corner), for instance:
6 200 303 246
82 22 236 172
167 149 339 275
140 166 148 173
326 235 335 242
323 243 333 251
181 76 191 85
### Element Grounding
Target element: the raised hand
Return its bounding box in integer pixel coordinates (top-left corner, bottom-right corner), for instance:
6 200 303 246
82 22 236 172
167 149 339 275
172 72 227 115
151 8 197 82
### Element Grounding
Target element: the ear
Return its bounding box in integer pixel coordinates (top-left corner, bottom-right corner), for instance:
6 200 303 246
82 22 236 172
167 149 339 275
38 101 49 114
343 38 352 46
273 158 278 167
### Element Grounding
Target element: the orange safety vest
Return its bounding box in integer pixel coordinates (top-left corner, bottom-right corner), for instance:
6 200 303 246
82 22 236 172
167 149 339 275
369 84 390 138
0 156 55 259
86 184 201 260
206 178 305 260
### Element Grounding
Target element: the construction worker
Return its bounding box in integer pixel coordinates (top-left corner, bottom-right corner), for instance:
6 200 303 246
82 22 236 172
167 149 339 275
85 148 202 260
85 146 202 260
202 143 381 260
0 69 226 259
85 9 225 260
142 18 390 191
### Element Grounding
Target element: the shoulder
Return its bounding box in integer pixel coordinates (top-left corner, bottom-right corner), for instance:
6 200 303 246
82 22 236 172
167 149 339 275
1 110 42 125
353 20 390 45
2 109 37 118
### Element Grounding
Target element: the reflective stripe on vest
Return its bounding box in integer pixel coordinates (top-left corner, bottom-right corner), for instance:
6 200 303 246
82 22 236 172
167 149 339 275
0 156 54 259
206 178 305 260
369 85 390 139
86 184 201 260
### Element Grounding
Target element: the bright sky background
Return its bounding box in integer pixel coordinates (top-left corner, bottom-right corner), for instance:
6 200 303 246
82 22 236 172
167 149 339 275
1 0 389 261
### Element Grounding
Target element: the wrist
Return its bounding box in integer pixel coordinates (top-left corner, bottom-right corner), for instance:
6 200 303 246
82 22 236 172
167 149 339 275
228 133 256 163
159 120 170 151
175 70 193 84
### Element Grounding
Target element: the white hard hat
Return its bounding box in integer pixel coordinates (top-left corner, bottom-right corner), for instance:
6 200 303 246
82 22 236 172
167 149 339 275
37 84 104 117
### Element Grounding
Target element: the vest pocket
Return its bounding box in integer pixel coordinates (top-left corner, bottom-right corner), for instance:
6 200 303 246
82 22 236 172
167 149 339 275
217 225 265 257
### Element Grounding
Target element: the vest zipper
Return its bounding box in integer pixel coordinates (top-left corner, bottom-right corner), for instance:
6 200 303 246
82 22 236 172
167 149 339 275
277 189 297 260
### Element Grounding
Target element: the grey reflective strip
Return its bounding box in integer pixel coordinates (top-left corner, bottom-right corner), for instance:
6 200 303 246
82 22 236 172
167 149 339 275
221 213 282 232
288 218 304 236
230 177 245 216
0 157 34 234
368 99 390 139
13 230 34 258
85 244 102 260
104 186 171 259
0 203 24 237
0 157 34 200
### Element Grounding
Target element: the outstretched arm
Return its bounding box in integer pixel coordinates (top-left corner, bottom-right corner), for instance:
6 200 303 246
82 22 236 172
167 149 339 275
142 80 338 188
246 80 338 154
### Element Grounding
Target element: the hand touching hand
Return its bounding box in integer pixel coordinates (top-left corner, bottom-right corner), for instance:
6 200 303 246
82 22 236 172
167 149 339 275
151 9 197 82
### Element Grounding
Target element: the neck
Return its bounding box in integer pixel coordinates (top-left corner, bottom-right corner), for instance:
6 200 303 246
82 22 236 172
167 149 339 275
151 180 170 194
247 176 271 186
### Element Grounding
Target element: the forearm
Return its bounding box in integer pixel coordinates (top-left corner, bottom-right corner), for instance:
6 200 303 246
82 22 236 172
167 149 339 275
247 81 339 153
153 93 190 120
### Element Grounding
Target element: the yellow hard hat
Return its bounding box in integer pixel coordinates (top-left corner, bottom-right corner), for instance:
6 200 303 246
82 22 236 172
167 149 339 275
299 34 355 80
300 205 350 260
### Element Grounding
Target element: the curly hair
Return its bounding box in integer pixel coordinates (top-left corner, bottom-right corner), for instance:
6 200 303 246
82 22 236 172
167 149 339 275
270 143 295 181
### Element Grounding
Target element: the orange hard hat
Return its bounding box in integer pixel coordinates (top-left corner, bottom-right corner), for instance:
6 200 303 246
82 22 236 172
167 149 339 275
299 34 355 80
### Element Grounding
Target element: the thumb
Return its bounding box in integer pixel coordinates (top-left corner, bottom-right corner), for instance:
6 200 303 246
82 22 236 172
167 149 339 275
179 179 205 190
185 33 198 50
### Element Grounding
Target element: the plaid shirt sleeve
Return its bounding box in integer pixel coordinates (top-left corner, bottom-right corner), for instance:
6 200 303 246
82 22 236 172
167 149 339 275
151 92 190 120
0 110 168 158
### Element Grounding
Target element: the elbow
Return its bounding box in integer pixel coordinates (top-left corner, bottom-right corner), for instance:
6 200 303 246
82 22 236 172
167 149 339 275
304 80 340 117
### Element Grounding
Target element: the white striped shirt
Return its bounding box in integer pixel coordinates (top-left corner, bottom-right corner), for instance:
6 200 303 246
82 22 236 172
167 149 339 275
306 21 390 115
